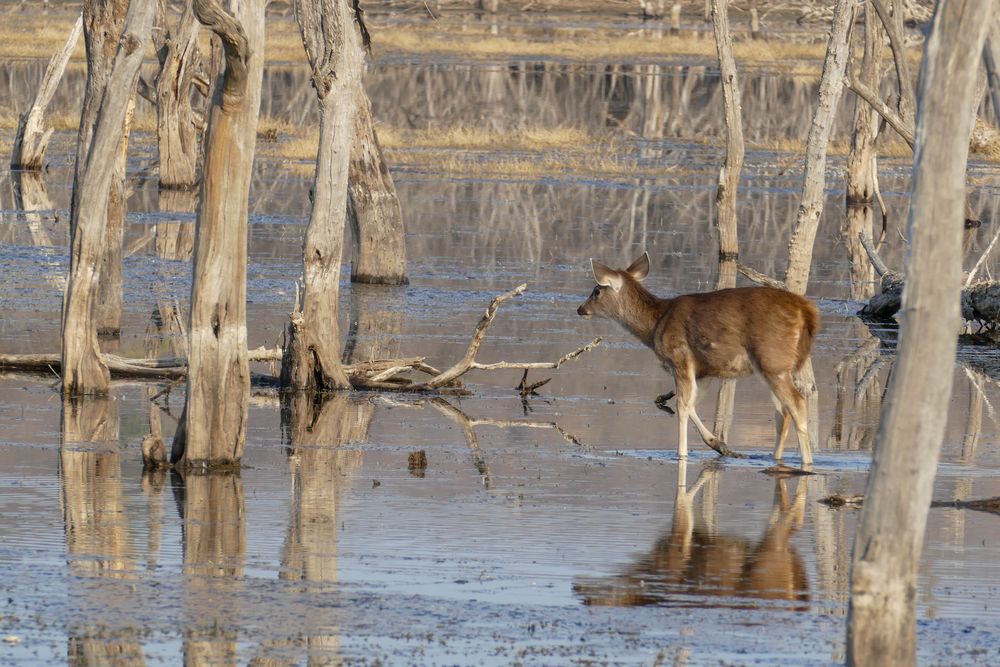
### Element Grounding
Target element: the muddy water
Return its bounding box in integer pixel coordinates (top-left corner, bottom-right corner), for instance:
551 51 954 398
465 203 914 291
5 45 1000 666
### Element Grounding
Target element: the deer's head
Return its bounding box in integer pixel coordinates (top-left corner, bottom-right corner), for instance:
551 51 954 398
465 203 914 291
577 252 650 320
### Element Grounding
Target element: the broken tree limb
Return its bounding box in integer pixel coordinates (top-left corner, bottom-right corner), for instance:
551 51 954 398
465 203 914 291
737 263 786 289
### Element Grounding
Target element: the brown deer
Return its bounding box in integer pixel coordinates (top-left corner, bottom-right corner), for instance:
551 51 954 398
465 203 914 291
577 252 819 464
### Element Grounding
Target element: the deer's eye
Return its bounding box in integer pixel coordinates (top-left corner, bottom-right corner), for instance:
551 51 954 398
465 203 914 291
591 286 602 298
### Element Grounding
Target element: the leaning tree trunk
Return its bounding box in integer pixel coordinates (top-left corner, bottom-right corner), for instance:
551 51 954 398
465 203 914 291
10 12 82 171
847 3 993 665
280 0 365 391
784 0 855 295
171 0 265 467
348 90 408 285
62 0 156 395
710 0 744 443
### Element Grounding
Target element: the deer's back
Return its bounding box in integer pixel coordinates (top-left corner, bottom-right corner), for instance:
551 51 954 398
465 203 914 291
653 287 819 379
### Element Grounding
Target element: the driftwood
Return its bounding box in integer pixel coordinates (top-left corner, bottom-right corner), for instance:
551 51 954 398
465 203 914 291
0 286 602 394
858 233 1000 325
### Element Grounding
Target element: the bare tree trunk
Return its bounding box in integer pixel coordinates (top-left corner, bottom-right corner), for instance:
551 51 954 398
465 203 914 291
172 0 264 467
784 0 855 295
155 1 203 190
847 3 993 665
11 13 82 171
348 92 408 285
711 0 744 443
62 0 156 396
95 96 134 337
845 2 882 301
712 0 744 292
280 0 364 391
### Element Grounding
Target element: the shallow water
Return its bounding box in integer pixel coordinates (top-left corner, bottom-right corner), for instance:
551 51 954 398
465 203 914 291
5 28 1000 665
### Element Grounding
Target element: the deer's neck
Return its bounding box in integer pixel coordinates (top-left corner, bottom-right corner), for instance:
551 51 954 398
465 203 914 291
617 284 664 348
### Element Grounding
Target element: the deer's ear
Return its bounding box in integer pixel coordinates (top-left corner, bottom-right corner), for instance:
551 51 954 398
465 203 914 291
592 260 623 292
626 252 650 281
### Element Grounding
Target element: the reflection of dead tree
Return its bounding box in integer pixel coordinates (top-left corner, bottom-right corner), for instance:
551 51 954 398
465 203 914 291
174 470 245 664
574 462 810 608
827 330 884 453
60 395 146 666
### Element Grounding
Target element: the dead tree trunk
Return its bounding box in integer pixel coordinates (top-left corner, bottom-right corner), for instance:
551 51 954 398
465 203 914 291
10 12 82 171
711 0 744 292
62 0 155 395
845 2 882 300
95 96 134 337
348 92 409 285
784 0 855 295
710 0 744 442
280 0 364 391
171 0 265 467
154 1 204 190
847 3 993 665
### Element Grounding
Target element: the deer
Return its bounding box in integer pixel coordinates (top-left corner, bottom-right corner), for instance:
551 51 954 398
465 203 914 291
577 252 820 465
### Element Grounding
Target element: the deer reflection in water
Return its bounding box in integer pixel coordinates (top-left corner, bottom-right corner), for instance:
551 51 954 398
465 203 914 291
574 462 810 610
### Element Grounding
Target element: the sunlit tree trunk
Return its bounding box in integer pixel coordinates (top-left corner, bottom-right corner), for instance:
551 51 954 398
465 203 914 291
155 0 203 190
172 0 264 466
784 0 855 295
847 3 994 665
711 0 744 442
62 0 155 395
280 0 364 390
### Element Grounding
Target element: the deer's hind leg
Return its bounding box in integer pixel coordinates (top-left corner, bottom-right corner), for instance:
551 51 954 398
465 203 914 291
766 370 813 466
674 366 731 457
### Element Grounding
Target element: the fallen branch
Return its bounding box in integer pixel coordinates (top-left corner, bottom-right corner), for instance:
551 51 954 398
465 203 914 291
737 264 787 290
858 232 1000 324
0 285 602 396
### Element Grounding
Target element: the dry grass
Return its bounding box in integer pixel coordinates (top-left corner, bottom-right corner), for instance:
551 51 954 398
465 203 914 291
0 10 880 68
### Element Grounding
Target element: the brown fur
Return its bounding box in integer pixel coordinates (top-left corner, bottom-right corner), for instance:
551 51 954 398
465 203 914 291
578 253 820 463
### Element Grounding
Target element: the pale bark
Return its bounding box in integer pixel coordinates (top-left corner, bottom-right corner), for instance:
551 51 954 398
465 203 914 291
784 0 855 295
10 13 82 171
711 0 744 442
845 2 882 301
155 1 203 190
172 0 264 467
711 0 743 292
62 0 156 396
348 92 409 285
280 0 364 391
95 96 134 337
847 3 993 665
